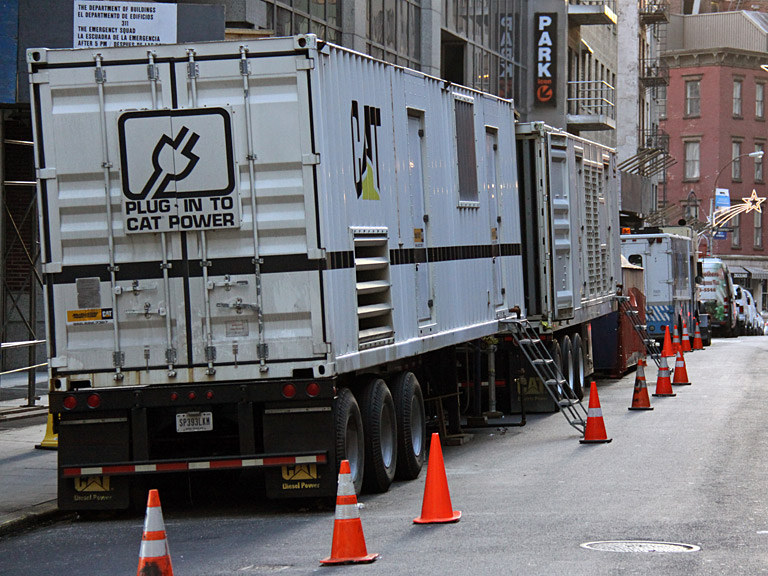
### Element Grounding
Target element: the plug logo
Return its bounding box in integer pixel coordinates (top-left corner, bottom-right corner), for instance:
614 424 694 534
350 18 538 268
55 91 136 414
118 107 239 233
139 126 200 200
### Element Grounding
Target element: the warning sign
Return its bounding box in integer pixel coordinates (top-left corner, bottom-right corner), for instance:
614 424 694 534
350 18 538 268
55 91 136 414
67 308 114 325
73 1 177 48
118 108 240 234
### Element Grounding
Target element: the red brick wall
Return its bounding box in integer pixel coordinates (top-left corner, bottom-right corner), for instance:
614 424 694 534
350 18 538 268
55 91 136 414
663 59 768 256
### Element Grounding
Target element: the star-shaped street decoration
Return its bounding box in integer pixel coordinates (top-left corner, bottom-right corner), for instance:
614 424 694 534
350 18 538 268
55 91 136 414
742 189 767 213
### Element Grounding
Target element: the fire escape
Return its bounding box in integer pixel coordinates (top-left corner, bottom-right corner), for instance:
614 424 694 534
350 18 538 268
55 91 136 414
618 1 676 223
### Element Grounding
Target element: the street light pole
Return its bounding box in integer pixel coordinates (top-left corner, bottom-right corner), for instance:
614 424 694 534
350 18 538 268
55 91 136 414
705 150 765 256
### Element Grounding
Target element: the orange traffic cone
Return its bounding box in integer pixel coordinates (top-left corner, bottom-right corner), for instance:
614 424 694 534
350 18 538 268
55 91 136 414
414 433 461 524
661 325 675 358
580 381 612 444
652 355 676 397
672 324 681 355
693 320 704 350
137 489 173 576
681 321 692 353
671 349 691 386
628 358 653 411
320 460 378 565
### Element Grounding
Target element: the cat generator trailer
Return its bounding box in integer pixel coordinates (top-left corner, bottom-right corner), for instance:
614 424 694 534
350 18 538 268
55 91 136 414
28 35 530 510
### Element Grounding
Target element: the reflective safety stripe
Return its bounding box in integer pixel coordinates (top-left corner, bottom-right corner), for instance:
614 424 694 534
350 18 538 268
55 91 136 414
143 507 165 532
139 539 169 559
337 474 355 496
587 407 603 418
334 504 361 521
62 454 326 477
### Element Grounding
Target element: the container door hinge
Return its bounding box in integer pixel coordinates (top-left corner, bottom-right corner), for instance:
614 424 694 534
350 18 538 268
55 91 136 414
296 58 315 71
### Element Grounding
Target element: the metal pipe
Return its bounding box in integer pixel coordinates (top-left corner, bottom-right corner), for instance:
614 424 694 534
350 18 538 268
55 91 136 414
240 46 268 372
186 49 216 375
94 54 123 379
148 50 176 377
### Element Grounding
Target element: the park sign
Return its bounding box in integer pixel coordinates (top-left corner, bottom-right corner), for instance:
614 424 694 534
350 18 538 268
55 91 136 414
534 13 557 107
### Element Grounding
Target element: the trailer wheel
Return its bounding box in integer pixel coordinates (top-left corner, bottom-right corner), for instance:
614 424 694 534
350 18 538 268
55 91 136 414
334 387 365 495
571 333 585 400
561 335 575 396
389 371 426 480
359 378 397 493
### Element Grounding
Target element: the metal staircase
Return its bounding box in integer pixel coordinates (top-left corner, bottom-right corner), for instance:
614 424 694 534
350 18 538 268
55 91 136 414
616 295 662 367
501 319 586 435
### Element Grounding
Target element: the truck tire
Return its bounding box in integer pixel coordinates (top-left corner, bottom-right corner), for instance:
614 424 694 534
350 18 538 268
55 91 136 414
561 335 575 396
334 387 365 495
389 371 426 481
358 378 397 493
571 333 585 400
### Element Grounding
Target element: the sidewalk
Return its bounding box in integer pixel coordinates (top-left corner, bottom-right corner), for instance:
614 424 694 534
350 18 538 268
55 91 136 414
0 395 64 537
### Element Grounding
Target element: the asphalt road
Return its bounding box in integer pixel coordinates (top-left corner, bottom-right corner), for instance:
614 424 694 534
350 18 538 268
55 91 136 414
2 336 768 575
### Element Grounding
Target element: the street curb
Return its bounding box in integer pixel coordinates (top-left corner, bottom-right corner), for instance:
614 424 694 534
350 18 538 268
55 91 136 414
0 500 70 538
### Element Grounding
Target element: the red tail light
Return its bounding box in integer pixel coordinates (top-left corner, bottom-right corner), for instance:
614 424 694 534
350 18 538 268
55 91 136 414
282 383 297 398
86 394 101 409
306 382 321 397
62 395 77 410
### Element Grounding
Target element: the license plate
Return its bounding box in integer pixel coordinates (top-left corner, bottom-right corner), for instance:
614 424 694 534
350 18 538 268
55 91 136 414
176 411 213 433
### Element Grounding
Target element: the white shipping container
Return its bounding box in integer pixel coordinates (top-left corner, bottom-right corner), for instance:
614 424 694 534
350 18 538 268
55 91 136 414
29 35 525 388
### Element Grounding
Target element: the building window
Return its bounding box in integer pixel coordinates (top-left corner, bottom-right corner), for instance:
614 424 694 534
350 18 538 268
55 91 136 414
756 143 765 182
455 97 478 203
263 0 341 43
732 212 741 247
733 79 743 117
684 141 700 180
755 210 763 248
757 83 765 120
684 191 699 221
367 0 421 68
685 79 700 116
732 141 743 181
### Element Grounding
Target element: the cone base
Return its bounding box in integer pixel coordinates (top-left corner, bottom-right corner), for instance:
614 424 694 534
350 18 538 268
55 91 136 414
580 438 612 444
320 553 379 565
413 510 462 524
652 392 676 397
628 406 654 411
672 382 691 386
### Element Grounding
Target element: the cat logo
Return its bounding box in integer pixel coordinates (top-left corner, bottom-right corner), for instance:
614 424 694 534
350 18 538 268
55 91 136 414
74 475 111 492
350 100 382 200
281 464 318 481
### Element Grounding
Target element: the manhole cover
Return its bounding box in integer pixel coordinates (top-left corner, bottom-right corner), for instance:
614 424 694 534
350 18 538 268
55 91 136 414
581 541 700 553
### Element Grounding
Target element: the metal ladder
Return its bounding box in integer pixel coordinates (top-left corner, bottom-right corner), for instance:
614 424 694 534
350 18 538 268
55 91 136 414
616 295 662 368
501 319 586 435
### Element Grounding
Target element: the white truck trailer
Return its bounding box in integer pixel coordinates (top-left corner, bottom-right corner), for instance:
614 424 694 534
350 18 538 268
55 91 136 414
515 122 620 401
28 35 619 511
620 232 697 345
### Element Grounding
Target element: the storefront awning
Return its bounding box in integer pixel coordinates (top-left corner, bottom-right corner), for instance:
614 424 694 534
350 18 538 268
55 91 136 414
745 266 768 280
730 265 750 280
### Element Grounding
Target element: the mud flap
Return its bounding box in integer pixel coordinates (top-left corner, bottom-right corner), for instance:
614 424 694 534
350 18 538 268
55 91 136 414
57 418 131 510
263 406 336 499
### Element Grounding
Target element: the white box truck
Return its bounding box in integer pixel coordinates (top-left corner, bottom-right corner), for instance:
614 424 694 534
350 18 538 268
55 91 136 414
620 232 697 345
28 35 620 511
